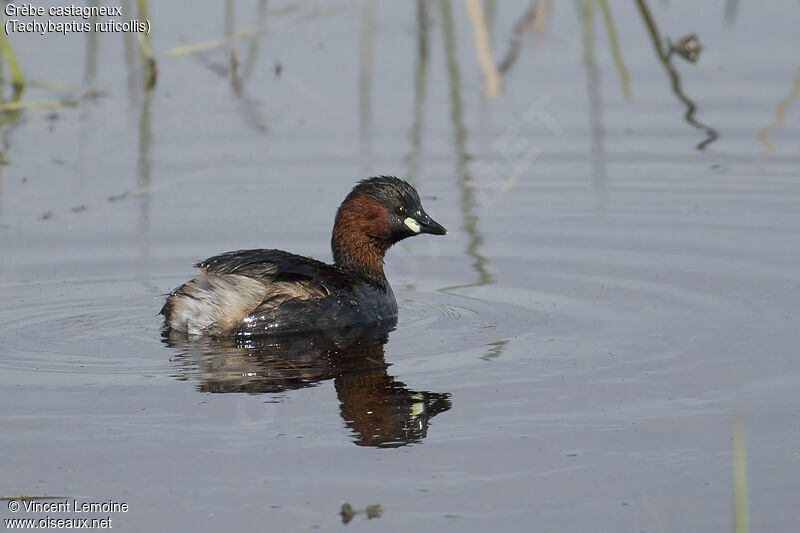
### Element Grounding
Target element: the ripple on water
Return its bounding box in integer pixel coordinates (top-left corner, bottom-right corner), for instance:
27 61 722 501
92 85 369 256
0 276 544 384
0 277 167 382
387 290 558 372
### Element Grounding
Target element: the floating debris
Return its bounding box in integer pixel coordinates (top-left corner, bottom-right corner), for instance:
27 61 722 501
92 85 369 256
340 503 356 524
668 33 701 63
107 191 131 202
340 502 382 524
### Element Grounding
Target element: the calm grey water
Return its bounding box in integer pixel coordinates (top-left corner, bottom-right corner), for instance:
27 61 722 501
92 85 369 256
1 1 799 531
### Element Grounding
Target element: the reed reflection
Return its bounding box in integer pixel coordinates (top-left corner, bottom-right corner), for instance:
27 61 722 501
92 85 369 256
635 0 717 150
403 0 429 184
358 0 375 174
0 85 24 217
758 68 800 152
578 0 607 213
440 0 493 290
164 321 452 448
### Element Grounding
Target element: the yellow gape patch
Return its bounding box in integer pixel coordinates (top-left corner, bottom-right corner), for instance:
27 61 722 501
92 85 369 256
404 217 421 233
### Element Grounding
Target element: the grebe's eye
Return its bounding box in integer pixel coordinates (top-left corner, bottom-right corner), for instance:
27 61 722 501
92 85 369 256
395 206 407 217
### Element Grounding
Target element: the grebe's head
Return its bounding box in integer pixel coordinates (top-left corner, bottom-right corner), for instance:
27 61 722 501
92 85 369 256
332 176 447 276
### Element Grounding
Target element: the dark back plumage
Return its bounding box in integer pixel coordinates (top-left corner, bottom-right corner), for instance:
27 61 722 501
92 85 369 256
162 249 397 336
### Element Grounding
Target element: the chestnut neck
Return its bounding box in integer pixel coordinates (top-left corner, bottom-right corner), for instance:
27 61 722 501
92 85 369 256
331 193 393 288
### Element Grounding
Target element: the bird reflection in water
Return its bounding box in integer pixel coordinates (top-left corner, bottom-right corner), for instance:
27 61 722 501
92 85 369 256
163 319 451 448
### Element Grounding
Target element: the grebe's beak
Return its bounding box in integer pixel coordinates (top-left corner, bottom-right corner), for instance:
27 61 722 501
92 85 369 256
405 210 447 236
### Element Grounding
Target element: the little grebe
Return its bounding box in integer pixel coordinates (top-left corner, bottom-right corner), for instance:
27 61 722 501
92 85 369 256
161 176 446 336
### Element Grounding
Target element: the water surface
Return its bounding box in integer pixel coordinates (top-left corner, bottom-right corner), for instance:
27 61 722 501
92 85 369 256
1 1 799 531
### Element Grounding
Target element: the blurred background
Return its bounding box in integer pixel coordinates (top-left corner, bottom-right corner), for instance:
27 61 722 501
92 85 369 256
1 1 799 531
